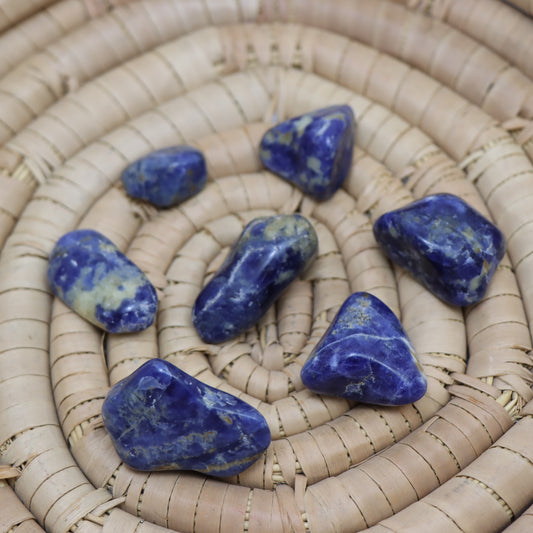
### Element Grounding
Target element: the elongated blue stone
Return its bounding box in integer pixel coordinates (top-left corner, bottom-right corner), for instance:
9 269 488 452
47 229 157 333
259 105 355 200
373 194 506 306
301 292 427 405
192 214 318 343
102 359 271 476
121 145 207 208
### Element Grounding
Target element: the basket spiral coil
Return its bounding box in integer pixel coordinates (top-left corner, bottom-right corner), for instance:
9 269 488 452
1 1 533 532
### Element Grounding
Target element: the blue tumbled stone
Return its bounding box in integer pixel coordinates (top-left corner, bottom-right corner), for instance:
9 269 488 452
47 229 158 333
259 105 355 200
101 359 271 476
301 292 427 405
373 194 506 306
121 145 207 208
192 214 318 343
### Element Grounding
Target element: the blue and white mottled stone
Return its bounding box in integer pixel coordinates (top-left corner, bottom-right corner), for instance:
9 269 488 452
102 359 271 476
47 229 158 333
259 105 356 200
373 194 506 306
192 214 318 343
301 292 426 405
121 145 207 208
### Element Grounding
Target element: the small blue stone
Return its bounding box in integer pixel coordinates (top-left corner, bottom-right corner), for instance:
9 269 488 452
47 229 158 333
192 214 318 343
101 359 271 476
121 146 207 208
259 105 355 200
373 194 506 306
301 292 427 405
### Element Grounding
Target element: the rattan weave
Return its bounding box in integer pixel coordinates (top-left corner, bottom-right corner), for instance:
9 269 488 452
1 1 533 532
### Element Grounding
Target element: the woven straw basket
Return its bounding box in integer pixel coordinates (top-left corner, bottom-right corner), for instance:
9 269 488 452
2 1 533 532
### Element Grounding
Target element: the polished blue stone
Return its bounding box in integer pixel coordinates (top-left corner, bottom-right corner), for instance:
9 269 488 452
101 359 271 476
259 105 355 200
192 214 318 343
373 194 506 306
301 292 427 405
47 229 158 333
121 145 207 208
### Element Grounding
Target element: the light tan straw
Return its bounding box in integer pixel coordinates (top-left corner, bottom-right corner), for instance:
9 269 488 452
1 1 533 532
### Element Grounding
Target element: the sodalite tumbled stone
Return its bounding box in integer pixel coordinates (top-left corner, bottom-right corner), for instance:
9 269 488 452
259 105 355 200
102 359 271 476
301 292 427 405
47 229 157 333
121 145 206 208
192 214 318 343
373 193 506 306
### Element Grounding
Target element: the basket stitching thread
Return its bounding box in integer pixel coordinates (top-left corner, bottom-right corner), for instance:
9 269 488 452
326 421 354 468
402 442 442 485
424 500 466 532
374 409 398 444
456 474 514 520
344 413 377 454
449 401 496 446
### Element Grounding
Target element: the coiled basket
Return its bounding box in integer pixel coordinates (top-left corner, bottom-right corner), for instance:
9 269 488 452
2 1 533 532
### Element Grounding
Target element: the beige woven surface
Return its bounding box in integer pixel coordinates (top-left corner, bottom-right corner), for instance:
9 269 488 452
1 1 533 532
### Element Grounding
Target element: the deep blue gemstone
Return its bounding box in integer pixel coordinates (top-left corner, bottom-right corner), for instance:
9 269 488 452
192 214 318 343
121 145 207 208
47 229 158 333
259 105 355 200
373 194 506 306
101 359 271 476
301 292 427 405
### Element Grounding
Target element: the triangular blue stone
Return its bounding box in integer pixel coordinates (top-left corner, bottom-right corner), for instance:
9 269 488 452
301 292 427 405
259 105 355 200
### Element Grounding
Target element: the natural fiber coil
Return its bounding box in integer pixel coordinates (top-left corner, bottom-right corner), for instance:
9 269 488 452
1 1 533 532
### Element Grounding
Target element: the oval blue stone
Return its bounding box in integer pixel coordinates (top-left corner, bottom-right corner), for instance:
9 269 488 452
259 105 356 200
47 229 158 333
192 214 318 343
373 193 506 306
101 359 271 476
301 292 427 406
121 145 207 208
